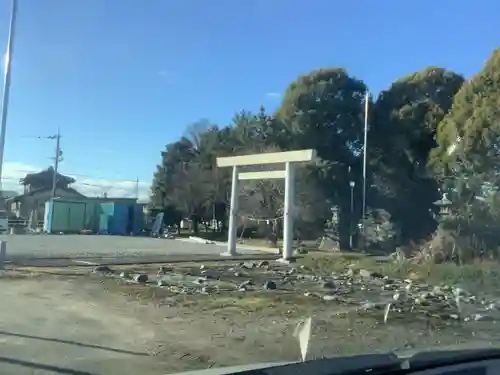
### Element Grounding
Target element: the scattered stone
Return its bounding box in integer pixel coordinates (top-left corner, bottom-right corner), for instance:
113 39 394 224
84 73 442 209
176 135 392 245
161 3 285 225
157 279 169 287
201 286 214 294
441 285 452 292
96 259 494 329
465 295 477 303
133 274 148 283
238 280 253 289
432 286 443 295
473 313 494 322
201 271 219 280
297 247 308 255
93 265 112 273
322 280 337 289
157 266 172 275
486 303 499 311
360 302 377 310
263 280 276 290
413 297 429 306
359 269 373 278
323 294 337 301
242 262 256 269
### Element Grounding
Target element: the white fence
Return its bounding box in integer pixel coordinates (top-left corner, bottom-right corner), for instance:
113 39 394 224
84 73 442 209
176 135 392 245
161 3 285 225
0 218 45 234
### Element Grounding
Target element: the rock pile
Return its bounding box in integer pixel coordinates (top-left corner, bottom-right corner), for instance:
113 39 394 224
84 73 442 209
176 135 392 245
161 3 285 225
99 261 500 325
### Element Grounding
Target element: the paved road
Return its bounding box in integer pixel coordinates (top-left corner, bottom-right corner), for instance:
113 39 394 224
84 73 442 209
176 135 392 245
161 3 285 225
0 234 268 263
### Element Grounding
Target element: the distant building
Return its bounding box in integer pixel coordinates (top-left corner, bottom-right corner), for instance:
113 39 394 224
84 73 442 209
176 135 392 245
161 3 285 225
6 167 87 228
5 167 139 230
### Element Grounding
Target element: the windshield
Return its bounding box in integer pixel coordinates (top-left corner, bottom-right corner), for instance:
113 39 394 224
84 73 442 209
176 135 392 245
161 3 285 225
1 1 500 374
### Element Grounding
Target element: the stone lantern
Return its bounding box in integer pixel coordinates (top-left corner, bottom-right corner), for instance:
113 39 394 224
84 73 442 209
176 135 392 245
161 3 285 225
433 192 452 217
330 205 339 224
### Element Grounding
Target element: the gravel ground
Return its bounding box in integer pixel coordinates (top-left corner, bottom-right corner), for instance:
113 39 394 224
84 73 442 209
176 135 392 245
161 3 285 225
5 258 500 375
0 275 173 375
0 234 263 261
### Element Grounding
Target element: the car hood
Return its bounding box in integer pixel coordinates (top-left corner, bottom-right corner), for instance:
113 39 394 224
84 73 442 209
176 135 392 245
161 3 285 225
168 361 298 375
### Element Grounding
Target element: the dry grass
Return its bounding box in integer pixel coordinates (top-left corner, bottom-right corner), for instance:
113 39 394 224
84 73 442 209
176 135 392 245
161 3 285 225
298 252 500 295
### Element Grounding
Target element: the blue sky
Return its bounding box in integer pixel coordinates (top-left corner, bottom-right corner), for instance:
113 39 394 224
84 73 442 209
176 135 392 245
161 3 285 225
0 0 498 198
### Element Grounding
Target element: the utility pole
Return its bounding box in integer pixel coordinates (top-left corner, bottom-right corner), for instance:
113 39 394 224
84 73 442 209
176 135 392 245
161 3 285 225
362 91 370 242
0 0 18 197
135 177 139 200
50 129 61 198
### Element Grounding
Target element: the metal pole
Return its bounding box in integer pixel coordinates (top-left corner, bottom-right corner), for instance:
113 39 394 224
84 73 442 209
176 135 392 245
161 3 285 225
282 161 295 261
51 129 61 198
0 0 18 194
349 184 354 249
223 166 239 256
362 91 369 239
348 165 354 250
135 177 139 199
212 202 216 230
0 241 6 270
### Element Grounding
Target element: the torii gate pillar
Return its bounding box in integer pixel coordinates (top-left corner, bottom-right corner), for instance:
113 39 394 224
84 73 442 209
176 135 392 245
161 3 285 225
216 149 317 261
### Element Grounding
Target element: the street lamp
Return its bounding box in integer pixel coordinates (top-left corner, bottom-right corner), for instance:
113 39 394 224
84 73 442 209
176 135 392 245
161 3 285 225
349 180 355 249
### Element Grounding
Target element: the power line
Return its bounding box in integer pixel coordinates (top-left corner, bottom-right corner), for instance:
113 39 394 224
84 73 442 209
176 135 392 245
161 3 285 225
64 172 140 183
13 131 142 187
17 135 59 140
0 173 142 184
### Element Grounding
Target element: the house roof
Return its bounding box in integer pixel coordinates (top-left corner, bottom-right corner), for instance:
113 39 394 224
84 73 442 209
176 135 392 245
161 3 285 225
19 167 75 186
6 186 87 202
0 190 20 199
84 197 138 202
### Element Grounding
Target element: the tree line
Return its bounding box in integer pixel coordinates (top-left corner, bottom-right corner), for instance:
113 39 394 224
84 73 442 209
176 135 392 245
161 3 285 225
150 48 500 260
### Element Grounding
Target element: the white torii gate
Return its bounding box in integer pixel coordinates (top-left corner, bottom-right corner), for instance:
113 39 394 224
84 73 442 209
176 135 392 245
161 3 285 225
216 149 317 261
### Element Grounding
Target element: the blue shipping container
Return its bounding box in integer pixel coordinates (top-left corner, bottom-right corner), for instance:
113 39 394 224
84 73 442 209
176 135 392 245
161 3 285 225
97 202 130 235
132 204 145 235
108 203 130 235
